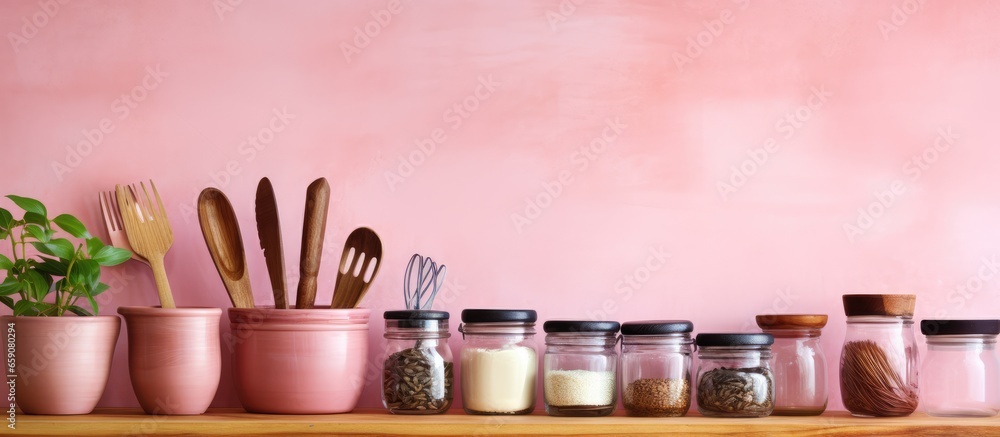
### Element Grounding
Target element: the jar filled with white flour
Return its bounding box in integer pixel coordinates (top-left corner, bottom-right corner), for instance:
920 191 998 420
459 309 538 415
542 320 620 416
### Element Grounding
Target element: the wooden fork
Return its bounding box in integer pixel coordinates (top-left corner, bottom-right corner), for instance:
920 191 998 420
99 190 149 265
116 181 176 308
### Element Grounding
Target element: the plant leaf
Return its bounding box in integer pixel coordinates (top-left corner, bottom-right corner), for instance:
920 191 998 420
93 246 131 267
25 224 48 243
92 282 110 296
0 296 12 310
0 277 20 296
53 214 91 239
70 259 100 290
86 237 105 257
0 254 11 271
66 305 93 316
35 257 68 276
23 212 48 227
31 238 75 260
0 207 12 230
85 292 99 315
12 300 52 316
21 270 50 300
6 195 46 218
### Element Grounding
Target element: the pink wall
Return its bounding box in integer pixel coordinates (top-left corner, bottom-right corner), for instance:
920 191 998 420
2 0 1000 412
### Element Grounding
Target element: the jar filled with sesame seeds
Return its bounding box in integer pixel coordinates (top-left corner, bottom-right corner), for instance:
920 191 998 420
542 320 620 417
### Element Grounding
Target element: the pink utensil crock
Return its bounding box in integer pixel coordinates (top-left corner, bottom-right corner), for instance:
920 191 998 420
228 307 370 414
3 315 120 415
118 307 222 415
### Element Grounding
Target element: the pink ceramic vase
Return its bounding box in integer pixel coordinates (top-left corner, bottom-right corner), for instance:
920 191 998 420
118 307 221 415
228 307 370 414
2 315 120 415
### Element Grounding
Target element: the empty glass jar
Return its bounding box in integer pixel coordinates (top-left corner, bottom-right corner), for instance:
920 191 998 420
840 294 919 417
381 310 453 414
695 333 775 418
756 314 828 415
458 309 538 415
620 320 694 417
542 320 619 417
921 319 1000 417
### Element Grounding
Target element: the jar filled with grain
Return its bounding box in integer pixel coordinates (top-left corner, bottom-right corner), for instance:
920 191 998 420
620 320 694 417
381 310 453 414
542 320 620 417
695 333 775 418
459 309 538 415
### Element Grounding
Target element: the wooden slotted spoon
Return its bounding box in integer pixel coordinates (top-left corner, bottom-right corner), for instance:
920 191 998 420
331 227 382 309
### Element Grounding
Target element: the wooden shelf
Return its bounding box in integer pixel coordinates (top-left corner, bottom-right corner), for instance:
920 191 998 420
12 408 1000 436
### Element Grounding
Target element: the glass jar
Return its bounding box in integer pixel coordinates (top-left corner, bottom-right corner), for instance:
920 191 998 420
695 333 775 418
756 314 828 416
620 320 694 417
921 319 1000 417
542 320 620 417
458 309 538 415
381 310 453 414
840 294 919 417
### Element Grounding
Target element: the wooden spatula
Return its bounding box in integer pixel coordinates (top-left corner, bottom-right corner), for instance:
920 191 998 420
295 178 330 309
331 227 382 309
255 178 287 309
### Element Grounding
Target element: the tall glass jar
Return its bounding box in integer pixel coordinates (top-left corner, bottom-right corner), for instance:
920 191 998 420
695 333 775 418
381 310 453 414
542 320 620 417
921 319 1000 417
756 314 828 415
620 320 694 417
840 294 919 417
458 309 538 415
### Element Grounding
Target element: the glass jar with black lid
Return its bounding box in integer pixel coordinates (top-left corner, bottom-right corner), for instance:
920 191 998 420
381 310 453 414
921 319 1000 417
620 320 695 417
695 333 775 418
458 309 538 415
542 320 620 417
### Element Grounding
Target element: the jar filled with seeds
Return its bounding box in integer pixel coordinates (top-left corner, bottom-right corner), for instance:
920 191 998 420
382 310 454 414
695 333 775 418
620 320 694 417
459 309 538 415
542 320 620 417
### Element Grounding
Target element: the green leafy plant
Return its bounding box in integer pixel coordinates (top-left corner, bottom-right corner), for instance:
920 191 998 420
0 195 131 316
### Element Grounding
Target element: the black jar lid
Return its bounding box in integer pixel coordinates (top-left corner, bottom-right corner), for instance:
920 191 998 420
543 320 620 333
384 310 449 329
921 319 1000 336
696 333 774 347
461 309 537 323
621 320 693 335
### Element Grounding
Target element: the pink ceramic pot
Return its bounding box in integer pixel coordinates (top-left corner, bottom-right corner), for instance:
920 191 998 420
118 307 221 415
2 315 120 415
228 307 370 414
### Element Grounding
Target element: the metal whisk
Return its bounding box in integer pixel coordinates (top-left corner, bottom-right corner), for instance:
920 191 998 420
403 253 446 310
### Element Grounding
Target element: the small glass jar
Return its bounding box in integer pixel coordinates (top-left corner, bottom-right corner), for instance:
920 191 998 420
458 309 538 415
381 310 453 414
756 314 828 416
620 320 694 417
840 294 919 417
695 333 775 418
921 319 1000 417
542 320 620 417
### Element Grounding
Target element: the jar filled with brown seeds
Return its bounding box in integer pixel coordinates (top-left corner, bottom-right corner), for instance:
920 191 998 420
382 310 454 414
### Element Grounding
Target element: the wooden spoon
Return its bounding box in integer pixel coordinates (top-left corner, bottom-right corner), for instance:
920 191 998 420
331 227 383 309
295 178 330 309
198 188 255 308
255 178 287 309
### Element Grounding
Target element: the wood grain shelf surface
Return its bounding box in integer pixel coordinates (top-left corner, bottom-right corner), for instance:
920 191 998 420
11 408 1000 436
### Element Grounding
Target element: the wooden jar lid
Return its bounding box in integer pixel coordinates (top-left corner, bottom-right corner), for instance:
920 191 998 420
842 294 915 317
756 314 828 330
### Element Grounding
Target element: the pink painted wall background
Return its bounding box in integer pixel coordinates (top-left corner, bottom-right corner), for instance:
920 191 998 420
3 0 1000 412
